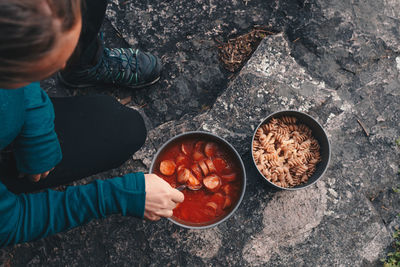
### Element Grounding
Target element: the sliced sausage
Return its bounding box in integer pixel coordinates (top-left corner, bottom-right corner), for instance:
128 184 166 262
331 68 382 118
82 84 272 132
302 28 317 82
221 173 236 182
205 159 217 173
203 174 222 192
177 168 191 184
177 168 201 189
194 141 205 151
212 158 227 173
204 202 218 217
181 143 192 156
222 184 233 195
198 160 209 176
159 160 176 176
176 165 185 174
210 192 225 206
176 154 190 166
223 196 232 209
187 174 202 190
204 142 218 157
192 150 206 161
191 163 203 179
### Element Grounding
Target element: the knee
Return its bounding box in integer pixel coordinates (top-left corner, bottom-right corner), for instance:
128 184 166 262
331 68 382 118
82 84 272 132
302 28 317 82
132 110 147 149
124 108 147 152
93 95 147 152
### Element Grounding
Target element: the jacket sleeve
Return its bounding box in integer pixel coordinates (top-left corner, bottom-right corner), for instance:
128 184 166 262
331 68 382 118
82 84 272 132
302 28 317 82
12 82 62 174
0 172 146 247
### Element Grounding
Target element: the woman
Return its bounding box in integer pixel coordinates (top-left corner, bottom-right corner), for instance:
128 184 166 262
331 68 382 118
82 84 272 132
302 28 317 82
0 0 183 247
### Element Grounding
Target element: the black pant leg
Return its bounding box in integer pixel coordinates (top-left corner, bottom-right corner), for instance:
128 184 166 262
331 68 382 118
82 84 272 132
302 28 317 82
0 95 147 194
68 0 108 67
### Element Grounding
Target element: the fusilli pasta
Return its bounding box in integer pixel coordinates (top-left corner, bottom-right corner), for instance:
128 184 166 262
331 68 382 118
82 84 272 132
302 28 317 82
252 116 321 188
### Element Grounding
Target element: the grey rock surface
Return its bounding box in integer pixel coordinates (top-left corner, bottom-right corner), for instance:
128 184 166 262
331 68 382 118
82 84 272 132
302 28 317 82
1 0 400 266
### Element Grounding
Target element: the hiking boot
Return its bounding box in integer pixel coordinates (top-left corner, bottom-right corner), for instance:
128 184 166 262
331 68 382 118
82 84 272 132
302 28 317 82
58 47 162 89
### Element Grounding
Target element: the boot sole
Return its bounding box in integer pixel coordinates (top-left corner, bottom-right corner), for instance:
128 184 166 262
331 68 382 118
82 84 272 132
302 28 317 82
57 72 161 89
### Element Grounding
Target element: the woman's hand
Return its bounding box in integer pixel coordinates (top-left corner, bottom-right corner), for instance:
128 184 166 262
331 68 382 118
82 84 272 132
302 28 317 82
23 167 55 182
144 174 184 221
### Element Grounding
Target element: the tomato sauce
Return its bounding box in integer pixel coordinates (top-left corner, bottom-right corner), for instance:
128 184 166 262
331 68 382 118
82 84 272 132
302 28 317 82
154 137 243 224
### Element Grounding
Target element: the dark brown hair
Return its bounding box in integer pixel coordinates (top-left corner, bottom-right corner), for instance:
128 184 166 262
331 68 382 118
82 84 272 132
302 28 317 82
0 0 81 86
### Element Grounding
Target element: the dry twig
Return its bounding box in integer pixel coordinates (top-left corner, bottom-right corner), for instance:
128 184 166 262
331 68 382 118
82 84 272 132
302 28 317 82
217 26 275 72
356 118 370 137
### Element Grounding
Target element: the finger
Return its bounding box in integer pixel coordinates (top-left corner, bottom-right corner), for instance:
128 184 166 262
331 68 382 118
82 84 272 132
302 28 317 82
155 209 174 218
30 174 41 182
170 189 185 203
144 211 161 221
163 200 178 210
147 215 161 221
41 171 50 179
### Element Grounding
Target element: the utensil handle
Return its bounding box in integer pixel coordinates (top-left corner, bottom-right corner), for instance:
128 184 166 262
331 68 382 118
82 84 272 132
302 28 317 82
175 185 186 191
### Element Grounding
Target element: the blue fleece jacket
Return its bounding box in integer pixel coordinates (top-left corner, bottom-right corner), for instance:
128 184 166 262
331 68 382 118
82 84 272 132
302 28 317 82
0 83 146 247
